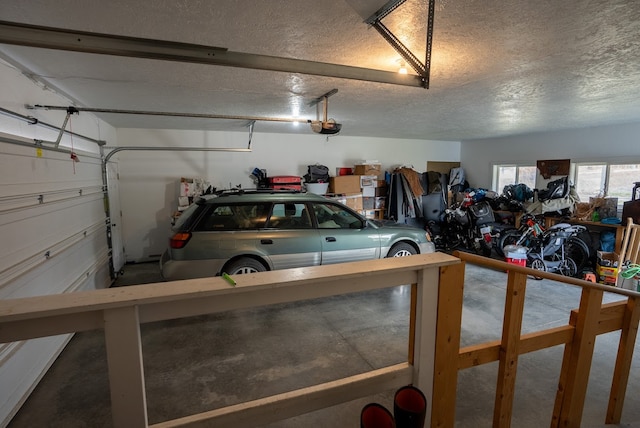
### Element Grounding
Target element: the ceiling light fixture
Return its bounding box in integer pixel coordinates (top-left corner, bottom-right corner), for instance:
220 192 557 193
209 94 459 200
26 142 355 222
366 0 435 88
397 60 408 75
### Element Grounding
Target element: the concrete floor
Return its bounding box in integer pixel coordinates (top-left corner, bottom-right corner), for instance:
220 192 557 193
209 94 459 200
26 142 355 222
8 260 640 427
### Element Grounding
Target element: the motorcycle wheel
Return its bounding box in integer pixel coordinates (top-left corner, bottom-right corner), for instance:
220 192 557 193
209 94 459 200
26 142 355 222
565 237 591 271
498 229 522 257
477 238 492 257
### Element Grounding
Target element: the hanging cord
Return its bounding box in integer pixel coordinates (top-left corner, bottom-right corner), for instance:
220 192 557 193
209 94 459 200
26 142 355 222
68 115 78 173
620 263 640 279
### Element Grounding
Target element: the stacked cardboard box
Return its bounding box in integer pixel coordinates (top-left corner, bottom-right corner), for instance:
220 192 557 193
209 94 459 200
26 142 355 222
596 250 619 285
354 162 383 179
329 175 387 219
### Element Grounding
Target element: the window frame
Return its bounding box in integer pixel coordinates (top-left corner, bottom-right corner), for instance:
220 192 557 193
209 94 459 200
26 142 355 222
572 161 640 211
492 163 536 193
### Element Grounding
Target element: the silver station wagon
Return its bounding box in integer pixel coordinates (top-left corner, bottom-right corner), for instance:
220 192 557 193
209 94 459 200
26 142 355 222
160 190 434 280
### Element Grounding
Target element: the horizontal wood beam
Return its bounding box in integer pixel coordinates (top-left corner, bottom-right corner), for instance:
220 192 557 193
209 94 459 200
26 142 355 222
150 363 413 428
458 326 575 370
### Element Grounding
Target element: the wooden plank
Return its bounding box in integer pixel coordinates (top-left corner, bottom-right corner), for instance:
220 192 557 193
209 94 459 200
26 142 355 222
493 270 528 428
454 252 638 297
138 269 418 324
606 297 640 423
458 325 575 370
459 341 501 369
150 363 413 428
411 267 441 424
431 262 465 428
569 300 625 335
0 311 103 342
554 287 604 428
408 283 417 365
0 253 459 324
104 306 148 428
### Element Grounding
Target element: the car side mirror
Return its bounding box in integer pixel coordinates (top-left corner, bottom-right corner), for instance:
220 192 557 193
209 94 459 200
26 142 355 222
350 219 365 229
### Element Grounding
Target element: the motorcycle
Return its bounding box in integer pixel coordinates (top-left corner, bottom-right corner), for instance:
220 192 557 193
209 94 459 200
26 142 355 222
429 200 496 257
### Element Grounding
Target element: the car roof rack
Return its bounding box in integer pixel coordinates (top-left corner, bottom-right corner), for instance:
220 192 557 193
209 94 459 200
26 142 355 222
214 188 303 197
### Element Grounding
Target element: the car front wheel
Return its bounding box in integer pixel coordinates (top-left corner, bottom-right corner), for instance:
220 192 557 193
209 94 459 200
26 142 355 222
224 257 267 275
387 242 417 258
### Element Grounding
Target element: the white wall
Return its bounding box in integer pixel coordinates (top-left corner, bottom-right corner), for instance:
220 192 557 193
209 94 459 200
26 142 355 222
0 60 117 426
115 128 461 261
460 123 640 190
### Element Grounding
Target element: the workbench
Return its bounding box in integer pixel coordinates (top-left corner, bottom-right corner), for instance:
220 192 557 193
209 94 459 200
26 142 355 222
544 217 626 254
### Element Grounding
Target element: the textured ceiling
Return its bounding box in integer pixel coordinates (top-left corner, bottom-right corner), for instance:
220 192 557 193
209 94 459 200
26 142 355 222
1 0 640 141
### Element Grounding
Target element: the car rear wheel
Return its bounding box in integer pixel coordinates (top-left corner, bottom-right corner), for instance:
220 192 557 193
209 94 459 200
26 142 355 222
387 242 417 258
224 257 267 275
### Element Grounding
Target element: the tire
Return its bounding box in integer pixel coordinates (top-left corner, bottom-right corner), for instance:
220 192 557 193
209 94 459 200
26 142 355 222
387 242 417 258
558 257 578 277
499 229 522 256
224 257 267 275
530 257 546 280
475 238 492 257
565 237 590 271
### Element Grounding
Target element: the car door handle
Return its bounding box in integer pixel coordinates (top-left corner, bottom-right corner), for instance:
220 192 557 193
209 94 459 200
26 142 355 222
260 239 273 245
325 237 337 242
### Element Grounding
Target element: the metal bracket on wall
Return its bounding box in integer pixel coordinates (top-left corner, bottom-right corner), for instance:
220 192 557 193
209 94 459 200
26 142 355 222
54 106 79 148
365 0 435 88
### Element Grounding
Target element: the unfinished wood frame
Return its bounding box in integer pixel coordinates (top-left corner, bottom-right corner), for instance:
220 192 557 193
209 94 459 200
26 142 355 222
433 252 640 428
0 253 460 428
617 217 640 287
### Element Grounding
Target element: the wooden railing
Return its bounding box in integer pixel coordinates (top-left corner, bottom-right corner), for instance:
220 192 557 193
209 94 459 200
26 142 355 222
432 252 640 428
1 251 638 427
0 252 460 428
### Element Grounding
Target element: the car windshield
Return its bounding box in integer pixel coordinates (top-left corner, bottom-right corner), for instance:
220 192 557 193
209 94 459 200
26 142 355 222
172 203 200 230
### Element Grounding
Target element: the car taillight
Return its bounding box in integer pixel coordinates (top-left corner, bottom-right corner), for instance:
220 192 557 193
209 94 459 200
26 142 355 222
170 232 192 249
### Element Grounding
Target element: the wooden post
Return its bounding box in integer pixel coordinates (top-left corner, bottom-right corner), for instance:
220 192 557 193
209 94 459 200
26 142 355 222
104 306 148 428
431 262 466 428
552 287 604 428
493 270 528 427
410 265 442 426
606 296 640 423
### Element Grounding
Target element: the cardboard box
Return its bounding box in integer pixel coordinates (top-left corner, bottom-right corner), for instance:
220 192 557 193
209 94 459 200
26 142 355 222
331 193 363 211
354 163 382 178
360 175 378 188
362 186 375 197
596 251 619 284
330 176 361 194
597 251 619 267
363 197 375 210
375 186 387 197
180 178 194 197
590 197 618 219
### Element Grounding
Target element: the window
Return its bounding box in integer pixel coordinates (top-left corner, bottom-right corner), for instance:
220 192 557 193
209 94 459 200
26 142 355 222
313 203 362 229
493 165 536 193
267 203 311 229
573 162 640 209
574 164 606 201
196 203 271 230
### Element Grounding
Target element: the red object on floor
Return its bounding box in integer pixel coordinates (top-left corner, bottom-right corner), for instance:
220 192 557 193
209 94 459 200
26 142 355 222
505 257 527 267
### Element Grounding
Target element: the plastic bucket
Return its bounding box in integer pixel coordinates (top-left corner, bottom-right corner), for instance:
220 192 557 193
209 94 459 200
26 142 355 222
306 182 329 195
